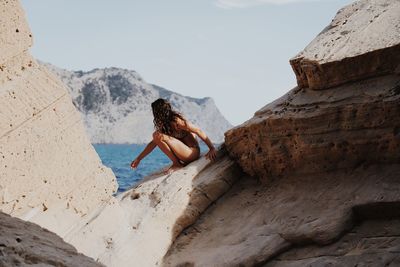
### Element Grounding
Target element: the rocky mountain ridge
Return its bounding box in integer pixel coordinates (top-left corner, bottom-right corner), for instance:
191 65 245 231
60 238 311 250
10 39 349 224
41 62 232 144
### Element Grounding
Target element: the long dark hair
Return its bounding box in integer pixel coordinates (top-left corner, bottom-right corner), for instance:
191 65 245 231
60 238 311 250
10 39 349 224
151 98 185 135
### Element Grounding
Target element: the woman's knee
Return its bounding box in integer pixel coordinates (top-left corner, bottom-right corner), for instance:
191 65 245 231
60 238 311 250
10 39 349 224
152 131 161 141
153 131 167 142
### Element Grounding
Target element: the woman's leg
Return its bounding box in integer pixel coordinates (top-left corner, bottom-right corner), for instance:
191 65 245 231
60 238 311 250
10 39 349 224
152 131 200 168
152 131 182 168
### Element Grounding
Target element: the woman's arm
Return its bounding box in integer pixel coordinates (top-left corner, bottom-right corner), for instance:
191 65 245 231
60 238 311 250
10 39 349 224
174 117 217 161
131 140 157 169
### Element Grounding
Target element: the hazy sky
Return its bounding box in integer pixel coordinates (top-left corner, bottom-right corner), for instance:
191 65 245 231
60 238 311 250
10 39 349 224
21 0 353 126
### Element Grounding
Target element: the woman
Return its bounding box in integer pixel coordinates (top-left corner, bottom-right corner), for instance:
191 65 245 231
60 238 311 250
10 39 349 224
130 98 217 174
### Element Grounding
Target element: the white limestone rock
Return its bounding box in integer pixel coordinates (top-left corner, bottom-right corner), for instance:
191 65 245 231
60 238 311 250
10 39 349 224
0 0 117 237
65 153 242 267
0 2 242 267
290 0 400 90
0 211 103 267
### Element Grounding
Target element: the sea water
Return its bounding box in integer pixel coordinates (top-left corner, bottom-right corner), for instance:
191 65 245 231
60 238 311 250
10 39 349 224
93 143 208 193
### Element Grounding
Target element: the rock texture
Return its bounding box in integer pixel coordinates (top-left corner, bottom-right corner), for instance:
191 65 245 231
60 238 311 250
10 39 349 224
290 0 400 90
264 218 400 266
164 0 400 266
0 0 32 64
0 211 102 267
0 0 116 236
41 62 232 144
67 152 242 267
165 164 400 266
0 1 241 266
225 73 400 181
4 0 400 266
225 0 400 183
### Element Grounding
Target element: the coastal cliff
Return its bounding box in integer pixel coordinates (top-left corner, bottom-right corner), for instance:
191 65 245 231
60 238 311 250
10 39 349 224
0 0 117 241
165 0 400 266
40 62 232 144
0 1 240 266
1 0 400 266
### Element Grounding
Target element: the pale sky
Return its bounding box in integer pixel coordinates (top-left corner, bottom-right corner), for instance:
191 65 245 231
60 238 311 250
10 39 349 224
21 0 353 126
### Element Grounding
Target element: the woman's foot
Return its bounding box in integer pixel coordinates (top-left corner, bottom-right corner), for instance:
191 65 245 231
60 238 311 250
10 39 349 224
164 162 184 174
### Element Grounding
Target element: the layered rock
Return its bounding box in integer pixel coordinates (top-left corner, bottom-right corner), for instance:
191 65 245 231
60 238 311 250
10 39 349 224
0 211 102 267
164 164 400 266
290 0 400 90
225 73 400 181
264 218 400 266
164 0 400 266
4 0 400 266
225 0 400 183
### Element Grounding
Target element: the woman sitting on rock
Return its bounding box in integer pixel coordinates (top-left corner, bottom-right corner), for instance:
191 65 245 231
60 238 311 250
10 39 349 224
130 98 217 174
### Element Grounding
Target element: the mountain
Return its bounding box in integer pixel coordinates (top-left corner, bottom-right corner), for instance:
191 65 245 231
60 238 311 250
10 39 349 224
40 62 232 144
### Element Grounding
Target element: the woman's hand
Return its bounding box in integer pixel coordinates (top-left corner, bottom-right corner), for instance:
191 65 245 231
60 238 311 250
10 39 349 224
205 147 217 161
130 158 141 169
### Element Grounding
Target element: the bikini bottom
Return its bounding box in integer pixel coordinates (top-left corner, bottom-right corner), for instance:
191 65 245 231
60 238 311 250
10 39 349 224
188 144 200 150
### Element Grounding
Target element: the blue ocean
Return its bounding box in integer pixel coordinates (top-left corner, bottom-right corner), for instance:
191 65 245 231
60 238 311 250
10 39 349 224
93 143 208 193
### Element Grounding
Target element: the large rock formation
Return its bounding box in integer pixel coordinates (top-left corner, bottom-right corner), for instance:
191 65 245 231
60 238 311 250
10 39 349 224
290 0 400 90
225 0 400 183
164 0 400 266
164 165 400 266
224 73 400 181
0 1 241 266
3 0 400 266
0 211 102 267
41 62 232 144
0 0 116 236
67 153 242 267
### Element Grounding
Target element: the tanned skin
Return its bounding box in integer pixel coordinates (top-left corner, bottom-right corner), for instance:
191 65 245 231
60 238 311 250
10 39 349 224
131 117 217 174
